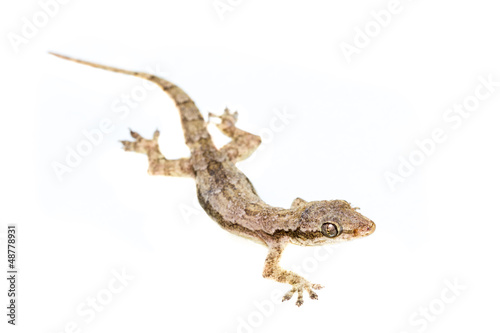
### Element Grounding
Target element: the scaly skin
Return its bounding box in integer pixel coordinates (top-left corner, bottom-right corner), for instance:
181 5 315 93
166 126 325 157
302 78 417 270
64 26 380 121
51 53 376 306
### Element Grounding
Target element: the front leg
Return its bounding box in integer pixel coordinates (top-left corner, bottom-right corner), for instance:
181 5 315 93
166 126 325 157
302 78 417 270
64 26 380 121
262 241 323 306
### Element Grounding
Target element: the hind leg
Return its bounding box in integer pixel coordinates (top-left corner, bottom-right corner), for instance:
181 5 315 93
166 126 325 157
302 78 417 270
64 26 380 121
121 130 194 178
209 108 262 163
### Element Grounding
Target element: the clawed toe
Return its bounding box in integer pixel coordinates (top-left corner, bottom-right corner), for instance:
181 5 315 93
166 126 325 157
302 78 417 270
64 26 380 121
282 287 296 302
307 290 320 301
120 140 135 152
296 288 304 306
153 129 160 141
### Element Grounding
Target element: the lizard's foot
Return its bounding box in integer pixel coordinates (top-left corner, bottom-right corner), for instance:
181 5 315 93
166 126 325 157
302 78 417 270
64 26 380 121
121 129 160 155
282 281 323 307
208 107 238 127
121 129 193 177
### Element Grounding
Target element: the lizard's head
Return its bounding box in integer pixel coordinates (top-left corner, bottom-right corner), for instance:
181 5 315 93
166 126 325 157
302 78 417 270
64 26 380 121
293 200 375 246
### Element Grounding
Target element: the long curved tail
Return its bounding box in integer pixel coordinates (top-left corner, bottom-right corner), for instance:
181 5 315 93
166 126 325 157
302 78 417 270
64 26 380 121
49 52 214 152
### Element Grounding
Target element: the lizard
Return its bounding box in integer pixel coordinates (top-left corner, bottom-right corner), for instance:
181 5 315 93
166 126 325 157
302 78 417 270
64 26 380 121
50 52 376 306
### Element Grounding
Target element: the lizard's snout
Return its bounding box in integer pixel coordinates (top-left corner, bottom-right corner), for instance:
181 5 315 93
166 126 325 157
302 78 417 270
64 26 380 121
368 220 376 234
354 219 375 237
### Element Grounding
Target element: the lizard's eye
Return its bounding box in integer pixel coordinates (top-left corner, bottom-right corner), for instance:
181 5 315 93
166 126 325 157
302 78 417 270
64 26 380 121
321 222 342 238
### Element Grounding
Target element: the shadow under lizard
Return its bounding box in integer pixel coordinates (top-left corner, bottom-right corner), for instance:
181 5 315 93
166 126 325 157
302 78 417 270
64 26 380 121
50 52 376 306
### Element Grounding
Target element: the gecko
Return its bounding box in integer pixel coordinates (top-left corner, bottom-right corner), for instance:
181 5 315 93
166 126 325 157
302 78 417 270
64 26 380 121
50 52 376 306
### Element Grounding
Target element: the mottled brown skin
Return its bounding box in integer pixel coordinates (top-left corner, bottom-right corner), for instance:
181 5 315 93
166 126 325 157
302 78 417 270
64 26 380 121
51 53 376 306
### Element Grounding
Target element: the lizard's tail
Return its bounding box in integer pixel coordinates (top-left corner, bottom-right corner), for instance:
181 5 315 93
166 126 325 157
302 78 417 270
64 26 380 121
49 52 214 152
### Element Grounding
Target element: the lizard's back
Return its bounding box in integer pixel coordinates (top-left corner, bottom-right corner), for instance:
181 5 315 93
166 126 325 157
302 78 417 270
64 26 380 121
192 146 274 243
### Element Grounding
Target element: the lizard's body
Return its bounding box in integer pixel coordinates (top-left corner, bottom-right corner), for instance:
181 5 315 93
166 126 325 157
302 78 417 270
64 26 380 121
51 53 376 306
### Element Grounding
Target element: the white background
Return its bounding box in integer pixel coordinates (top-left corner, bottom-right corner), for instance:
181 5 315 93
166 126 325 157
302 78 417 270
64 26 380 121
1 0 500 332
